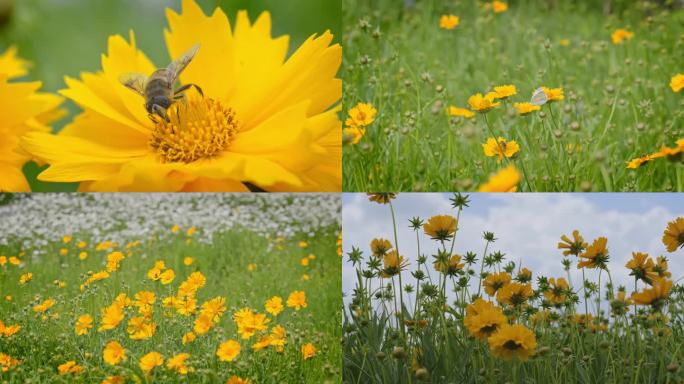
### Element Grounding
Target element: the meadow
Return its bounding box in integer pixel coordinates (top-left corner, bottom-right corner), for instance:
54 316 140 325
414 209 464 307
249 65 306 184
0 194 342 383
343 193 684 383
342 0 684 192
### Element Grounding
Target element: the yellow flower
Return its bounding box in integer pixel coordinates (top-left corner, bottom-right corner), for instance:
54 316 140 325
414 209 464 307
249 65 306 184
611 28 634 44
559 38 570 46
301 342 316 360
493 85 516 99
488 324 537 361
346 102 377 127
57 361 83 375
370 238 393 257
379 250 409 278
139 351 164 374
19 272 32 284
463 299 506 339
187 271 207 289
423 215 457 241
557 230 587 256
433 254 464 275
0 47 64 192
300 257 310 266
625 252 658 284
247 263 257 272
182 331 196 344
183 256 194 265
544 277 569 305
496 282 533 306
286 291 307 310
233 308 270 339
33 298 55 313
0 352 20 372
671 73 684 93
447 105 475 119
167 353 191 375
102 376 126 384
193 313 215 334
79 251 88 260
227 376 251 384
270 325 287 352
77 240 87 248
22 0 341 192
200 296 227 322
467 93 500 112
217 339 241 362
478 165 520 192
367 193 397 205
265 296 284 316
439 15 459 30
492 1 508 13
160 268 175 284
483 272 511 296
513 102 540 116
99 303 125 331
106 251 125 272
251 335 273 351
127 316 156 340
631 278 673 308
342 125 365 145
578 237 609 269
662 217 684 252
63 235 72 243
541 87 564 102
482 137 519 162
653 256 672 279
75 314 93 335
103 341 126 365
186 226 197 236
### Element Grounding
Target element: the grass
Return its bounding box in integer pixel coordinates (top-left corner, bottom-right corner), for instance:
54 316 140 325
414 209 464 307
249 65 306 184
0 222 341 383
343 193 684 383
342 0 684 192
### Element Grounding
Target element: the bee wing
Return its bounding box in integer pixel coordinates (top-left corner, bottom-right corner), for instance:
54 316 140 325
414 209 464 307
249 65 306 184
166 43 200 84
119 73 148 96
530 87 548 106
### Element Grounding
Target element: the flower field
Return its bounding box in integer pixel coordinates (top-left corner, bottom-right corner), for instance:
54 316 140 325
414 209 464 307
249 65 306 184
343 193 684 383
0 193 341 383
342 0 683 192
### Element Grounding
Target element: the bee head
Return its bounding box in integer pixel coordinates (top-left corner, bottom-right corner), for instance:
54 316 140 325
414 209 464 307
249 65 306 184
145 97 171 114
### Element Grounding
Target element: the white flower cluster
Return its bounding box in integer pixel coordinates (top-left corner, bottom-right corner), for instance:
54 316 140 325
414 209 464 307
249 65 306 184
0 194 340 251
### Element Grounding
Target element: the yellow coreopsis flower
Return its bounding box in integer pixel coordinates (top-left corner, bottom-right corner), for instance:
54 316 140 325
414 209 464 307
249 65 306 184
468 93 500 113
216 339 241 362
671 74 684 93
227 376 251 384
57 361 84 375
514 102 540 116
22 0 341 192
492 1 509 13
447 106 475 119
346 102 377 127
423 215 457 241
265 296 284 316
662 217 684 252
167 353 191 375
611 28 634 44
342 125 365 145
286 290 308 310
301 343 316 360
74 314 93 335
0 47 64 192
103 341 126 365
139 351 164 374
493 85 516 99
19 272 32 284
541 87 564 102
488 324 537 361
482 137 519 162
439 15 459 30
478 165 520 192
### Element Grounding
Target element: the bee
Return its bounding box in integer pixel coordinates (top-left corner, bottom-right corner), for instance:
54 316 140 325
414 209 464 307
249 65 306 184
119 43 203 123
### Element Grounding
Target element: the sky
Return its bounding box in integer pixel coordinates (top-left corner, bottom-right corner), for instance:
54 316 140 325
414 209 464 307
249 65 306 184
342 193 684 312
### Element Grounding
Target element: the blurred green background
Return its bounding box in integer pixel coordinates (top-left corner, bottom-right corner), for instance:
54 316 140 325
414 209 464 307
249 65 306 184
0 0 340 191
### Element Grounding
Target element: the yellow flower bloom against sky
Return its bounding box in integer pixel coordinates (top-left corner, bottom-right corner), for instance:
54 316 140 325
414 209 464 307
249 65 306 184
0 47 64 191
22 0 341 192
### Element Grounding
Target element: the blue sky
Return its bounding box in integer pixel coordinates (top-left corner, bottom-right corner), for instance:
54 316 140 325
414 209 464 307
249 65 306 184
342 193 684 310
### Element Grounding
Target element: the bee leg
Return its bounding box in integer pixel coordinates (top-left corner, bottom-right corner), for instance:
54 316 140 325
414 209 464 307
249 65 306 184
174 83 204 98
152 104 170 123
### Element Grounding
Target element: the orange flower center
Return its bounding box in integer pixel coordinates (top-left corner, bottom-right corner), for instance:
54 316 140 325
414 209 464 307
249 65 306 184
150 98 238 163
